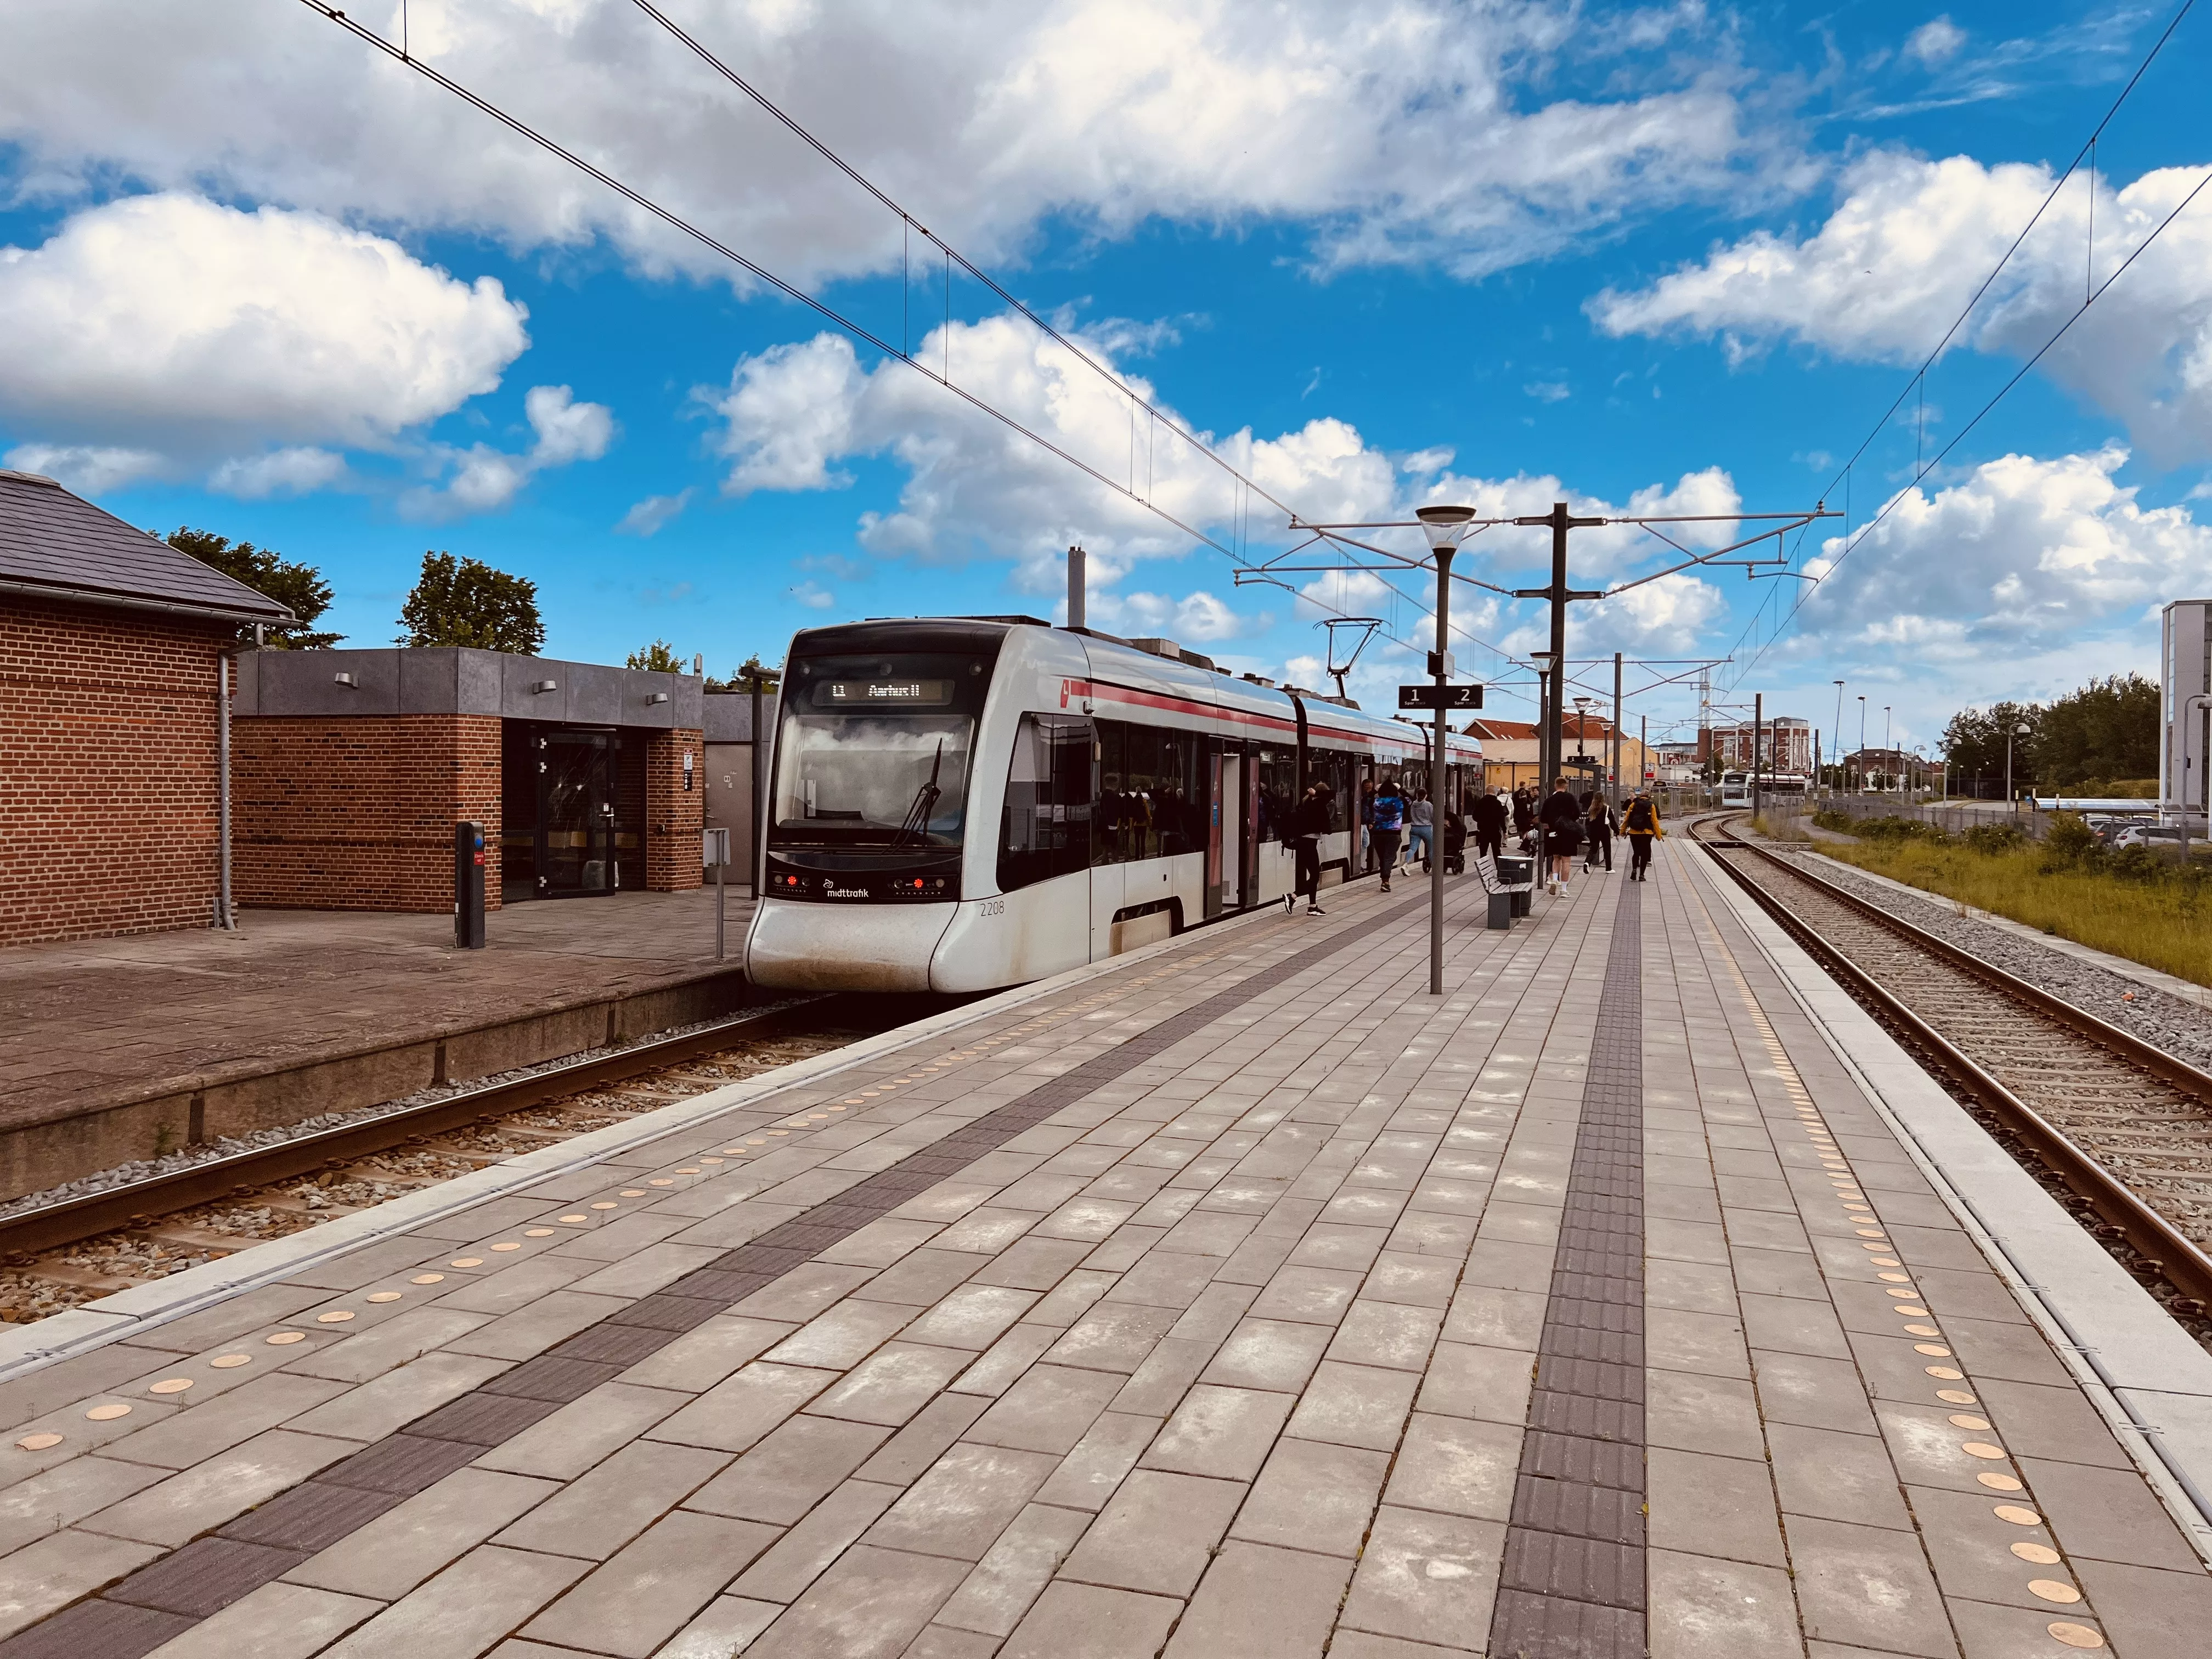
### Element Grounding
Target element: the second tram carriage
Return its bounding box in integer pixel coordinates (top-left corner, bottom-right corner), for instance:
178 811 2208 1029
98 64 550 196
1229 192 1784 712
744 617 1482 992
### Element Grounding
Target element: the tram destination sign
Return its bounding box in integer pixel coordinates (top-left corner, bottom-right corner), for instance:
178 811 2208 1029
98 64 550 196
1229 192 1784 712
1397 683 1484 710
814 679 955 707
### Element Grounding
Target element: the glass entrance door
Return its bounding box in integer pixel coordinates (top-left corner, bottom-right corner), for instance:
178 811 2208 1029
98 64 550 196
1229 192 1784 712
538 730 619 896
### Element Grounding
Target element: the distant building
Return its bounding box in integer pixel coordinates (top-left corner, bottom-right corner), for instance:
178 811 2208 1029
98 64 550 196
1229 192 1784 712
1 468 293 946
1703 716 1813 775
2163 599 2210 820
1464 714 1650 794
1843 747 1919 789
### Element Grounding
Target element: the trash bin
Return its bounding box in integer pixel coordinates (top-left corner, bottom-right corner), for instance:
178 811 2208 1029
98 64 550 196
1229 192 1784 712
1496 855 1534 918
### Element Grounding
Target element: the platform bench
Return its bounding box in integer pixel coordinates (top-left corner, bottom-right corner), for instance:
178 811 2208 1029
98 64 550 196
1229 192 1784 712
1474 853 1536 929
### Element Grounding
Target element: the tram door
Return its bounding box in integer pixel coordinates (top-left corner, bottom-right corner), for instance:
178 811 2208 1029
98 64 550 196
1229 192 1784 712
1206 752 1238 920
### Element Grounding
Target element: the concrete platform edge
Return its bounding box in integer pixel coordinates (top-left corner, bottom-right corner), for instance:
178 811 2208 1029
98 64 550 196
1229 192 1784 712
0 900 1285 1384
1689 840 2212 1566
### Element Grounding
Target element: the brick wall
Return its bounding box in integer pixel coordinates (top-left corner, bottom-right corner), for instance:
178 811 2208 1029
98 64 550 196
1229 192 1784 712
234 715 503 912
645 728 704 891
0 597 232 947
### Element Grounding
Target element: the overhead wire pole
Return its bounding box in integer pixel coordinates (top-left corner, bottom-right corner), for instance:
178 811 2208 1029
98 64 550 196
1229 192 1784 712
1415 508 1476 997
1513 504 1604 787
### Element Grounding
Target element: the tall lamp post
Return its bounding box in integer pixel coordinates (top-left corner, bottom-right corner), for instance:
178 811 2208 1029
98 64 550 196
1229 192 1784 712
1530 650 1559 793
1415 506 1475 997
1831 680 1845 798
1882 706 1892 793
2006 720 2031 813
1856 696 1867 793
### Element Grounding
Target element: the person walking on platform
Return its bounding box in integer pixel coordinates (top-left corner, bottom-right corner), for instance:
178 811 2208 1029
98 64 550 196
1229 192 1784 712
1511 786 1534 839
1538 776 1582 896
1406 790 1436 873
1584 794 1616 873
1289 781 1333 915
1369 775 1409 894
1623 790 1663 881
1473 787 1507 860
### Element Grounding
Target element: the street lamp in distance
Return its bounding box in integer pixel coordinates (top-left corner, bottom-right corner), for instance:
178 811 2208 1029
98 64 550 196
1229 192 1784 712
1413 504 1476 998
2007 720 2032 812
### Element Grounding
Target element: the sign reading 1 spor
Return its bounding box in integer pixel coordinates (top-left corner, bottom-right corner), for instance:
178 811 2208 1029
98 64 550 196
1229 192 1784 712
1397 683 1485 710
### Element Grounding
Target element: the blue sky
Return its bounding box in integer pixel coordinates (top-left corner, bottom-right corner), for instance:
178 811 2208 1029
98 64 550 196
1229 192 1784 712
4 1 2210 758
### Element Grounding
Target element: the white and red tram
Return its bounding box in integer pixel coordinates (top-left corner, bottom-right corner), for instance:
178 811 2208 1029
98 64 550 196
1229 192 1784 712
743 617 1482 992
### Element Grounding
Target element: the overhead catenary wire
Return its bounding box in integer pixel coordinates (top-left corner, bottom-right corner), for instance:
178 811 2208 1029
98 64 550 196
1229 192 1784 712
1722 0 2197 687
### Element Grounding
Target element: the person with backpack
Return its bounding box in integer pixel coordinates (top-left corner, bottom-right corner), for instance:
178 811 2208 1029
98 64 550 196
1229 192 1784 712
1289 781 1333 915
1369 776 1409 894
1537 776 1582 896
1623 791 1663 881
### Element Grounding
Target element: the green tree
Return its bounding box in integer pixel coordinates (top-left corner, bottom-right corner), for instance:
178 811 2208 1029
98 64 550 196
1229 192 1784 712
1940 699 2040 791
166 528 342 648
2033 674 2160 787
705 653 782 693
625 640 689 673
396 552 544 653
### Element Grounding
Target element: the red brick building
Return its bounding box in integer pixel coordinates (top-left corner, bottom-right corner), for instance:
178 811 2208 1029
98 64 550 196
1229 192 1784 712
233 647 704 911
1 469 293 947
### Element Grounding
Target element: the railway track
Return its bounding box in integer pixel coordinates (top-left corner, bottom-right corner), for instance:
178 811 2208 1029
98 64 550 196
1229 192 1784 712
0 996 902 1325
1692 814 2212 1325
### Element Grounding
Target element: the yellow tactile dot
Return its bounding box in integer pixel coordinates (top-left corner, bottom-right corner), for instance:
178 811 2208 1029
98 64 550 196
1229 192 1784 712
1886 1289 1920 1299
1926 1365 1965 1379
1978 1472 2025 1492
1872 1257 1902 1267
2012 1542 2063 1565
1898 1306 1931 1317
1994 1505 2043 1526
700 1158 724 1165
317 1311 356 1324
1878 1271 1912 1283
749 1137 769 1144
210 1355 251 1369
2028 1580 2082 1605
266 1331 306 1345
620 1189 647 1198
148 1378 193 1395
675 1169 700 1176
559 1214 588 1223
1905 1324 1941 1336
366 1291 402 1303
590 1202 618 1210
2046 1623 2104 1649
1860 1242 1890 1251
827 1105 847 1112
452 1257 485 1267
16 1432 62 1450
1915 1344 1952 1357
525 1228 556 1238
413 1273 446 1284
767 1131 789 1137
1961 1442 2007 1460
85 1403 132 1421
1938 1388 1978 1405
843 1098 866 1105
1949 1414 1991 1430
648 1179 674 1187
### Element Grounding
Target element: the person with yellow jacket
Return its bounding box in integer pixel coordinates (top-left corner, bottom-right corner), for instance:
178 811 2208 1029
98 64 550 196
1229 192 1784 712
1623 791 1663 882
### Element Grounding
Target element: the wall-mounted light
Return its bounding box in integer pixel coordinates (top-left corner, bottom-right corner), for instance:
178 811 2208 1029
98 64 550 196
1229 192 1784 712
332 672 357 688
646 691 670 706
531 679 558 694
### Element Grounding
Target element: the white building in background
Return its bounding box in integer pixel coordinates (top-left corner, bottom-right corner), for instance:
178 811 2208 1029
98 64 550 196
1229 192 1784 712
2163 599 2211 823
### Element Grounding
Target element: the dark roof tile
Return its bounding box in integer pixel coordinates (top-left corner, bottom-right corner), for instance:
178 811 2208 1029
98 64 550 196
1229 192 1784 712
0 471 294 622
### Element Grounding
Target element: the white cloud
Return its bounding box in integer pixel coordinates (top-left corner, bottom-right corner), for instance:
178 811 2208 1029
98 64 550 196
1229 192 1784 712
791 580 836 610
1523 381 1571 403
1904 17 1966 66
1086 589 1261 643
2 443 165 493
1797 447 2212 663
403 383 616 517
207 447 349 499
617 489 693 536
1590 151 2212 462
0 193 528 470
0 2 1803 286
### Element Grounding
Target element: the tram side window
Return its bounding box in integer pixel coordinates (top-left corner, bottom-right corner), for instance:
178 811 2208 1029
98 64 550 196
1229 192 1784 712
1000 714 1093 891
1094 719 1205 864
1257 747 1296 844
1311 748 1353 833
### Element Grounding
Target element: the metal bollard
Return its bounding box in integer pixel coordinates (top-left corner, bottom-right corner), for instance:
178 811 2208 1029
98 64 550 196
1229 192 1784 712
454 821 487 949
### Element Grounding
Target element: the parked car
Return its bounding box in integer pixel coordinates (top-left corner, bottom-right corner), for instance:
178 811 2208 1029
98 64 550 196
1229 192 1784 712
2108 823 2187 850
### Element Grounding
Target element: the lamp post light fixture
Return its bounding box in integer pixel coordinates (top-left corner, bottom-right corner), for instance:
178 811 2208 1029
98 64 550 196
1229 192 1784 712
1414 505 1476 997
1530 649 1559 789
2007 720 2032 812
1857 695 1867 793
1831 680 1845 798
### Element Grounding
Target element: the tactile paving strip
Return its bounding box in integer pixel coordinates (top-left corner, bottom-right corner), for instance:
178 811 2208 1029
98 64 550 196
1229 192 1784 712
5 891 1441 1659
1489 879 1648 1659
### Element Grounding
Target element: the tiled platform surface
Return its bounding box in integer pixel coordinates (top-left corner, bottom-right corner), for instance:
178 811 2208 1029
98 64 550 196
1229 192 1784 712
0 887 752 1134
1 843 2209 1658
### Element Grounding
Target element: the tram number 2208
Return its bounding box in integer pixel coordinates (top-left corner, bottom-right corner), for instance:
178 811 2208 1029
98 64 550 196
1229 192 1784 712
979 898 1007 917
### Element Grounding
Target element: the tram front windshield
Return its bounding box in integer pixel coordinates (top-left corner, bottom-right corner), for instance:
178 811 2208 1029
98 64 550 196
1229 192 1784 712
771 654 984 850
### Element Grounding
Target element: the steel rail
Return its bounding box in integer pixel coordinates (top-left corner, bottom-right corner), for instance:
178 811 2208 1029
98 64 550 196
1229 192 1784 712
1692 817 2212 1310
0 1000 828 1261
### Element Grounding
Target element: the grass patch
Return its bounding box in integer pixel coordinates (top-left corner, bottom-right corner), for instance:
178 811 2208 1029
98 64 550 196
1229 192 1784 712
1812 822 2212 988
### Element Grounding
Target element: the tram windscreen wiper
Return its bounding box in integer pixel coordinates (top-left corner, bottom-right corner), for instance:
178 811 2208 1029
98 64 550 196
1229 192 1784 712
891 739 945 848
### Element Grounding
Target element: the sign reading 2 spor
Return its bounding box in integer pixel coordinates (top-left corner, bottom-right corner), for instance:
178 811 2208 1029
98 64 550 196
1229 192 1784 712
1397 684 1485 710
